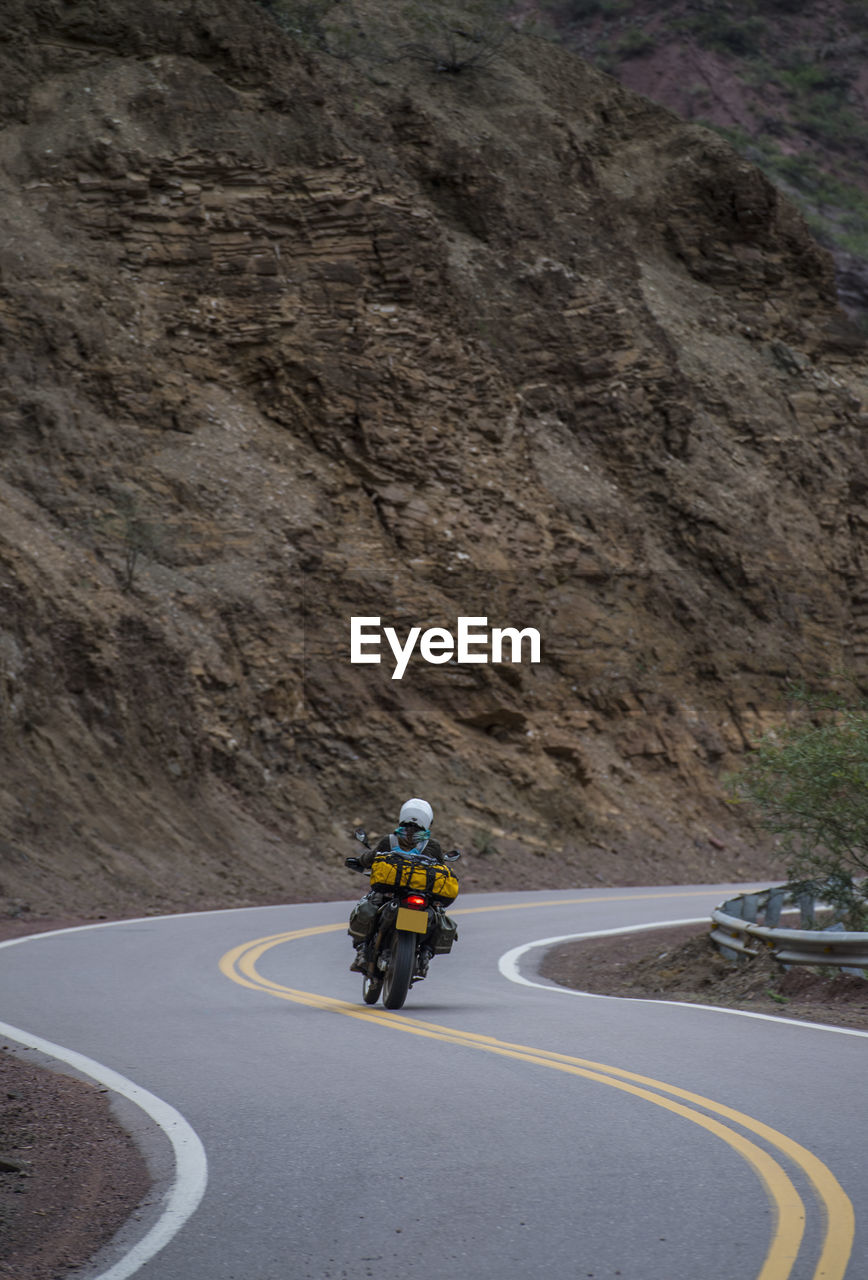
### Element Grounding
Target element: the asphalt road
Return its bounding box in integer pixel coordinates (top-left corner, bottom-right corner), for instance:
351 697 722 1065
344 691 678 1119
1 885 865 1280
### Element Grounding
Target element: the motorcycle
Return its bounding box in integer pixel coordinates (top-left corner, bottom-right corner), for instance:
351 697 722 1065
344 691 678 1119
345 828 460 1010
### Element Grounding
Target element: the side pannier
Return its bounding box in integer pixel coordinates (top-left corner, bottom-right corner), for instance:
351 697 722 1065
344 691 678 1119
430 909 458 954
348 897 380 941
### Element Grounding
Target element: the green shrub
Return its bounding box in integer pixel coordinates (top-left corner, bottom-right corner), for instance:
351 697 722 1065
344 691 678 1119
472 829 500 856
99 491 167 592
709 126 868 260
778 64 854 96
732 692 868 928
613 27 655 59
679 12 768 56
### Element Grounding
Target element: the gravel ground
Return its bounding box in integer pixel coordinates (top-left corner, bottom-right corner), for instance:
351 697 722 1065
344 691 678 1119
540 922 868 1031
0 915 151 1280
0 1047 150 1280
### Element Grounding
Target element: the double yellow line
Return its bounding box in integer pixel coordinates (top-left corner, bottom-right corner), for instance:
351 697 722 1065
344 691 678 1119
220 923 854 1280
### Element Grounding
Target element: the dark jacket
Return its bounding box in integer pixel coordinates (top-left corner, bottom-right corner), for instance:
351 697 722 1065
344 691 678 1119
359 833 444 870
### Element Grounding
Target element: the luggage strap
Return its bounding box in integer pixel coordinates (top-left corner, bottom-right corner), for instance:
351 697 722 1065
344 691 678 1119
378 849 439 894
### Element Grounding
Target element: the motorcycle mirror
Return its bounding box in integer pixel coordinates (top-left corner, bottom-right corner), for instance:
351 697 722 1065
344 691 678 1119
353 828 368 845
445 848 461 861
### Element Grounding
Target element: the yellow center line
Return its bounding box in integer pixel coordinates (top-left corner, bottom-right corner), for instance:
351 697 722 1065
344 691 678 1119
452 889 734 916
219 914 855 1280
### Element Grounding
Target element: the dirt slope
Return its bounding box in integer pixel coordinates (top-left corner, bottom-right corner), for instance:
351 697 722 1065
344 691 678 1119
546 0 868 315
541 921 868 1030
1 0 867 918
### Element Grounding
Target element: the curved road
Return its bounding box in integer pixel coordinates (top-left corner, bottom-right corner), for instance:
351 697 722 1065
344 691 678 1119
1 885 865 1280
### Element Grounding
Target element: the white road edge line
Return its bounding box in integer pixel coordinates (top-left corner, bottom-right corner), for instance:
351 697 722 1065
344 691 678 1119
498 919 868 1040
1 891 860 1279
0 1019 208 1280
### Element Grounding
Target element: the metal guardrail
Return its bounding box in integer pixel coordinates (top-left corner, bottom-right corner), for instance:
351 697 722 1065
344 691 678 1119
711 887 868 974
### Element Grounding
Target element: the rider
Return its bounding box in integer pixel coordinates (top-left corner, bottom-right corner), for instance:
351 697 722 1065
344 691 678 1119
349 797 443 975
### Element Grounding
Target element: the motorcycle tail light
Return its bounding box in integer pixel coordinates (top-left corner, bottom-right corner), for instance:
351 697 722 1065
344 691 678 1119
404 894 426 909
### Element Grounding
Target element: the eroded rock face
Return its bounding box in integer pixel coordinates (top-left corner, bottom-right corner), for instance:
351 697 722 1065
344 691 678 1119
1 0 867 914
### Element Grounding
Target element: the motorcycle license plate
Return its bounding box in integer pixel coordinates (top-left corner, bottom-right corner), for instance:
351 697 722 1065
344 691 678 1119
396 907 428 934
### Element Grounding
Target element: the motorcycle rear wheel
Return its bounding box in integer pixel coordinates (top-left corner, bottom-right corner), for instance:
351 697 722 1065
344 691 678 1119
382 930 415 1010
362 973 383 1005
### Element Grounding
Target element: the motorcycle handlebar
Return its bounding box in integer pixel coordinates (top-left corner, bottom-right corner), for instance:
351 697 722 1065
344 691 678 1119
346 847 460 867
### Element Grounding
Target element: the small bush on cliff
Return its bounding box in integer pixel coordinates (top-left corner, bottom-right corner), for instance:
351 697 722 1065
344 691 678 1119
733 691 868 928
678 11 768 57
401 1 514 74
612 27 655 59
100 491 166 592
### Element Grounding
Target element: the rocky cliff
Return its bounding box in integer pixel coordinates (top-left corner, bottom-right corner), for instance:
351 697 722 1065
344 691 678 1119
545 0 868 317
1 0 867 917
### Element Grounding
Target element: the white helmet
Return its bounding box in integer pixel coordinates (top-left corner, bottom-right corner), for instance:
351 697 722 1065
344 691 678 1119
399 797 433 830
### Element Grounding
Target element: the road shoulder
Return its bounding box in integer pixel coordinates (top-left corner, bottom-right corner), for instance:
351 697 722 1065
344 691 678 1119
540 923 868 1032
0 1045 151 1280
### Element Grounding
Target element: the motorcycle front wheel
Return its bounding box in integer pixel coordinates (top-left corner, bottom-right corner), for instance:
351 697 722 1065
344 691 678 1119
362 973 383 1005
382 930 415 1010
